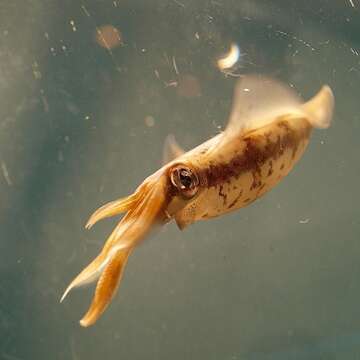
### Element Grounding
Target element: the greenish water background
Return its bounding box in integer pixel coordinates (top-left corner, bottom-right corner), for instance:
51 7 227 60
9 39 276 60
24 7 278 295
0 1 360 359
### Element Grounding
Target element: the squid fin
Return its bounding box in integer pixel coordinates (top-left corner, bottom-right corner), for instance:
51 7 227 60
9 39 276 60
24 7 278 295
302 85 334 129
162 134 185 165
80 248 132 327
225 75 301 136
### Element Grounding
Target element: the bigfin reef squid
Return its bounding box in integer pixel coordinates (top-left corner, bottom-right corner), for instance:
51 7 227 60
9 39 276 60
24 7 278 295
61 75 334 327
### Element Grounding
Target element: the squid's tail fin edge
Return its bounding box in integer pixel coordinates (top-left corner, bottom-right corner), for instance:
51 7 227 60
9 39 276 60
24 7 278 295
302 85 334 129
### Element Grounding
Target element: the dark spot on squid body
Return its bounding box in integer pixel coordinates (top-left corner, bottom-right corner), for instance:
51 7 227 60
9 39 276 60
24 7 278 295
218 185 228 205
258 183 266 191
227 189 243 209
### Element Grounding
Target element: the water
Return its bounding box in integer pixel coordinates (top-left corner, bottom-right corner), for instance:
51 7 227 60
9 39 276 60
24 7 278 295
1 1 359 359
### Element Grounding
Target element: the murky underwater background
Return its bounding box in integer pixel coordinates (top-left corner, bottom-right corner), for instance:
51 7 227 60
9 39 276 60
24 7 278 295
0 0 360 359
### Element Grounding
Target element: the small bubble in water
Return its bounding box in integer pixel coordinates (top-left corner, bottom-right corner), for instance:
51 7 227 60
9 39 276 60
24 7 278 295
70 20 77 32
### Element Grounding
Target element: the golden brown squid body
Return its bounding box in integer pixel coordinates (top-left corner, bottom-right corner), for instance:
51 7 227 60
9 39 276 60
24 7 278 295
61 75 334 327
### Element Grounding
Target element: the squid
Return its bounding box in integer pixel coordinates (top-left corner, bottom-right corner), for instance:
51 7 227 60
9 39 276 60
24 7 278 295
61 75 334 327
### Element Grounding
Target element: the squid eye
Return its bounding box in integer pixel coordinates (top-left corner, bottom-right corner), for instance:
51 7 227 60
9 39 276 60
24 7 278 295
178 169 192 188
170 165 199 198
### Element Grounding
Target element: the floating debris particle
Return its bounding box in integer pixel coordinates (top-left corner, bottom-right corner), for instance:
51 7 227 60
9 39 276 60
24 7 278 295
172 56 179 75
164 80 178 88
350 47 359 56
32 61 42 80
96 25 123 50
177 74 201 98
40 89 49 112
1 161 12 186
275 30 315 51
173 0 185 7
81 5 91 17
299 218 310 224
58 150 64 163
217 43 240 70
